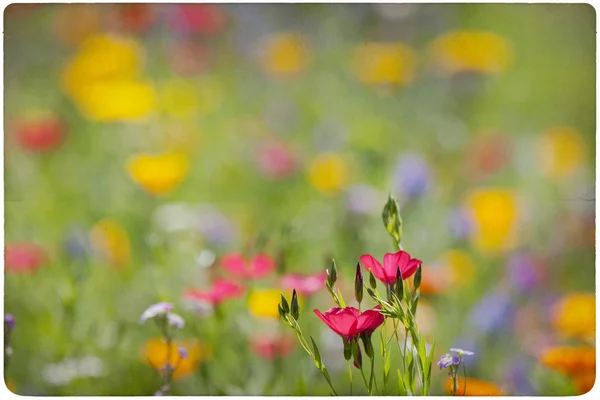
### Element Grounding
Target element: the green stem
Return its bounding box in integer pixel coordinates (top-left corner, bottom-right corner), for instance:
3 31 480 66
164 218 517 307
369 355 379 395
359 366 372 395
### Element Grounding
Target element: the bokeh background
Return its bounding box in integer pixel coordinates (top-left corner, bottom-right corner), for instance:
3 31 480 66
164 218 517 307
3 3 596 396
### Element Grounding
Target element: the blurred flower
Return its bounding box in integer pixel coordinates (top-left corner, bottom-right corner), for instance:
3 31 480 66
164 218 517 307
127 152 190 196
506 252 546 292
195 206 238 247
464 188 520 254
178 345 188 360
62 34 156 122
539 127 586 180
153 202 201 233
170 4 227 36
314 306 384 340
353 42 417 86
168 39 210 76
360 251 422 285
139 302 174 324
503 358 535 395
281 272 326 296
260 32 310 77
447 208 473 240
166 313 185 329
110 4 156 35
391 153 432 199
307 153 350 195
248 289 301 319
430 30 513 76
450 348 475 356
440 249 477 286
141 338 210 381
468 289 514 334
42 356 105 386
551 293 595 342
4 243 46 274
345 184 383 215
52 4 103 47
572 372 596 395
183 279 245 306
5 314 16 330
462 134 510 182
539 346 595 375
220 252 275 280
417 264 453 295
438 353 460 369
13 112 65 153
158 79 201 119
249 334 295 360
62 227 90 260
444 377 504 396
89 218 131 266
256 140 298 180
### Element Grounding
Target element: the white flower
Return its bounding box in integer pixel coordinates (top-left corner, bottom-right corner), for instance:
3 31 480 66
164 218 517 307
450 348 475 356
140 302 174 324
166 312 185 329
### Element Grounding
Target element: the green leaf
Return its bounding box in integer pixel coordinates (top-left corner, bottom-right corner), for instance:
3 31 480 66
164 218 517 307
425 340 437 380
336 288 346 308
384 352 392 380
310 336 323 370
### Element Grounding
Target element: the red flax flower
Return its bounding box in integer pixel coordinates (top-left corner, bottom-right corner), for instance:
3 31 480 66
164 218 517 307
220 252 275 279
359 251 422 285
183 279 245 305
281 272 326 296
313 306 384 341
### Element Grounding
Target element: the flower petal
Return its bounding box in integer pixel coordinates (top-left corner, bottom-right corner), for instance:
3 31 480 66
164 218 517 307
250 254 276 279
360 254 390 283
220 253 247 277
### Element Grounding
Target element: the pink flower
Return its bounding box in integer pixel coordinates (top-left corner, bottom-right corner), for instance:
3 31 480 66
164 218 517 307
281 272 326 296
14 114 65 153
183 279 245 305
220 252 275 279
170 4 227 36
257 141 298 180
359 251 422 285
250 335 295 360
5 243 46 274
313 306 384 340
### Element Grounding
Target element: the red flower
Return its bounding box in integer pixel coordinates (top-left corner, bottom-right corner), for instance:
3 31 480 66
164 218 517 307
171 4 227 36
5 243 46 274
183 279 245 305
250 335 295 360
359 251 422 285
257 141 298 180
281 272 326 296
313 306 384 340
220 252 275 279
14 115 65 152
112 4 156 34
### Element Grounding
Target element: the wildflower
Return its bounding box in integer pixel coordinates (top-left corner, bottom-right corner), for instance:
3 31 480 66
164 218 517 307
353 42 417 86
468 289 513 334
313 306 384 341
249 334 295 360
141 338 210 381
183 279 245 305
89 218 131 266
345 184 383 216
170 4 227 36
448 208 473 240
5 314 16 330
506 252 546 292
462 134 510 182
440 249 477 286
280 272 326 296
359 251 422 285
444 377 504 396
177 345 188 360
249 289 300 319
4 243 46 274
430 30 513 76
438 353 460 369
110 4 156 35
308 153 350 195
416 264 453 295
256 140 298 180
166 313 185 329
12 112 65 153
551 293 595 341
539 346 595 375
539 127 586 180
464 188 519 254
140 302 174 324
450 348 475 356
391 153 432 199
62 227 89 260
572 372 596 395
220 252 275 280
260 32 310 78
52 4 102 47
127 152 190 196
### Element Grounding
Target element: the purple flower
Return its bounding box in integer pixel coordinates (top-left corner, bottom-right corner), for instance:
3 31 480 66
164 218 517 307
507 252 545 292
450 348 475 356
166 313 185 329
4 313 15 330
178 345 188 359
391 153 432 199
63 228 89 260
140 302 174 324
448 208 473 239
468 290 514 334
437 353 460 369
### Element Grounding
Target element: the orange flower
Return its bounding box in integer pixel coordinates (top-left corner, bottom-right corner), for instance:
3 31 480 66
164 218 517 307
140 338 211 381
539 346 595 375
551 293 595 342
572 371 595 395
444 377 504 396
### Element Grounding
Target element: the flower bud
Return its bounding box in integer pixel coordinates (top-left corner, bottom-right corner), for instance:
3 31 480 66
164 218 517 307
291 289 300 320
382 195 403 244
369 270 377 289
361 333 374 359
395 267 404 300
280 293 290 314
343 339 352 360
351 340 362 369
354 263 363 304
414 264 422 290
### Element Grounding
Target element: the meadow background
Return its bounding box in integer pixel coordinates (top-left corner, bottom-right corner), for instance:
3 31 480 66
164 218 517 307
3 3 596 396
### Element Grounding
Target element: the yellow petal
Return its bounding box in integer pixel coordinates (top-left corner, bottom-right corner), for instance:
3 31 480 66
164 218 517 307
127 152 190 196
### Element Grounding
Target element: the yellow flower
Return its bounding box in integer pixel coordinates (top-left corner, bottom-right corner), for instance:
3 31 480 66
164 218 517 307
52 4 103 47
539 346 595 376
444 377 504 396
464 188 519 254
61 34 155 122
140 338 211 381
551 293 595 341
539 127 586 180
307 153 349 195
248 289 302 319
127 152 190 196
353 42 417 86
441 249 477 285
89 218 131 266
430 30 512 75
261 32 310 77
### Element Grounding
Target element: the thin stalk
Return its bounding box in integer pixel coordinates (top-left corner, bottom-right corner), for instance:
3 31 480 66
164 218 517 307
359 365 372 395
348 360 353 395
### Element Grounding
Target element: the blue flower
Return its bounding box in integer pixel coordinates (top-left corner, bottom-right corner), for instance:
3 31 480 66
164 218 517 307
448 208 473 239
506 252 545 292
392 153 432 199
468 290 514 334
437 353 460 369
